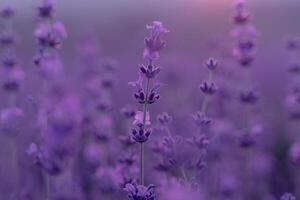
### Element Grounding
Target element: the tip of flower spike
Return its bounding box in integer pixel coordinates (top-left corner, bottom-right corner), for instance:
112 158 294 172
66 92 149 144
204 57 218 71
146 21 169 34
0 7 15 19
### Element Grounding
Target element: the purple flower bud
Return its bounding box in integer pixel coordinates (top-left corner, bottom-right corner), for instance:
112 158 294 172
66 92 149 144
239 133 256 148
187 134 209 150
237 38 256 52
0 31 17 46
0 7 15 19
2 55 17 69
131 125 152 143
205 57 218 71
192 111 212 127
118 152 137 166
134 89 146 104
139 64 161 79
38 0 55 19
286 37 300 51
232 10 250 25
236 52 255 67
157 112 172 125
199 81 217 95
124 183 156 200
147 89 160 104
239 89 258 104
2 67 24 92
288 61 300 74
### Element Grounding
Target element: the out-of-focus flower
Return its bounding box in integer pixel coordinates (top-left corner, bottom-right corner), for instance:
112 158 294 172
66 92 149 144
239 89 259 104
289 142 300 165
0 7 15 19
280 193 296 200
121 105 137 119
0 31 18 47
83 143 102 169
2 67 25 92
286 37 300 51
38 0 55 19
192 111 211 127
0 107 24 137
157 112 172 126
27 143 64 175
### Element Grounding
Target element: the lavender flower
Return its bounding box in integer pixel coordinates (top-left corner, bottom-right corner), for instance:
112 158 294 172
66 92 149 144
124 183 155 200
131 123 152 143
143 21 169 61
0 7 15 19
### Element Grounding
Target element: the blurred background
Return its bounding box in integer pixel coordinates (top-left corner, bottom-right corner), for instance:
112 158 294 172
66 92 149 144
0 0 300 199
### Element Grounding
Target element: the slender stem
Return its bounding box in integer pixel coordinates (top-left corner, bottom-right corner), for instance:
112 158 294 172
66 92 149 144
10 138 19 199
180 166 188 182
139 143 145 185
139 78 150 185
44 172 50 200
200 94 208 113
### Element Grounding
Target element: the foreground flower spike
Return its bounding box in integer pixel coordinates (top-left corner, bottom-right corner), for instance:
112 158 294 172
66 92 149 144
129 21 168 187
124 183 155 200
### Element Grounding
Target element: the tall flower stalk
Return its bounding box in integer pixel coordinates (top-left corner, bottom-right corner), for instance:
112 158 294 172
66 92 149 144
0 6 24 199
127 21 168 191
27 0 68 199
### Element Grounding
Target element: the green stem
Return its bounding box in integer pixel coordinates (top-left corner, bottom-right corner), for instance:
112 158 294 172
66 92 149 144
44 172 50 200
139 143 145 185
139 78 150 185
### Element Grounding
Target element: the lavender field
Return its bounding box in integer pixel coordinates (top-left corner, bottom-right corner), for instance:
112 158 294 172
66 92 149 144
0 0 300 199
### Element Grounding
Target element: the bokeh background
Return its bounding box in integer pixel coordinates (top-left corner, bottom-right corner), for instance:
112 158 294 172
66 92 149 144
1 0 300 199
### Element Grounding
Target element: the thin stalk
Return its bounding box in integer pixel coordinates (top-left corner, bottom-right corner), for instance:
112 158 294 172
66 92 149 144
44 172 50 200
200 95 208 113
139 143 145 185
180 166 188 182
140 77 150 185
10 138 19 199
